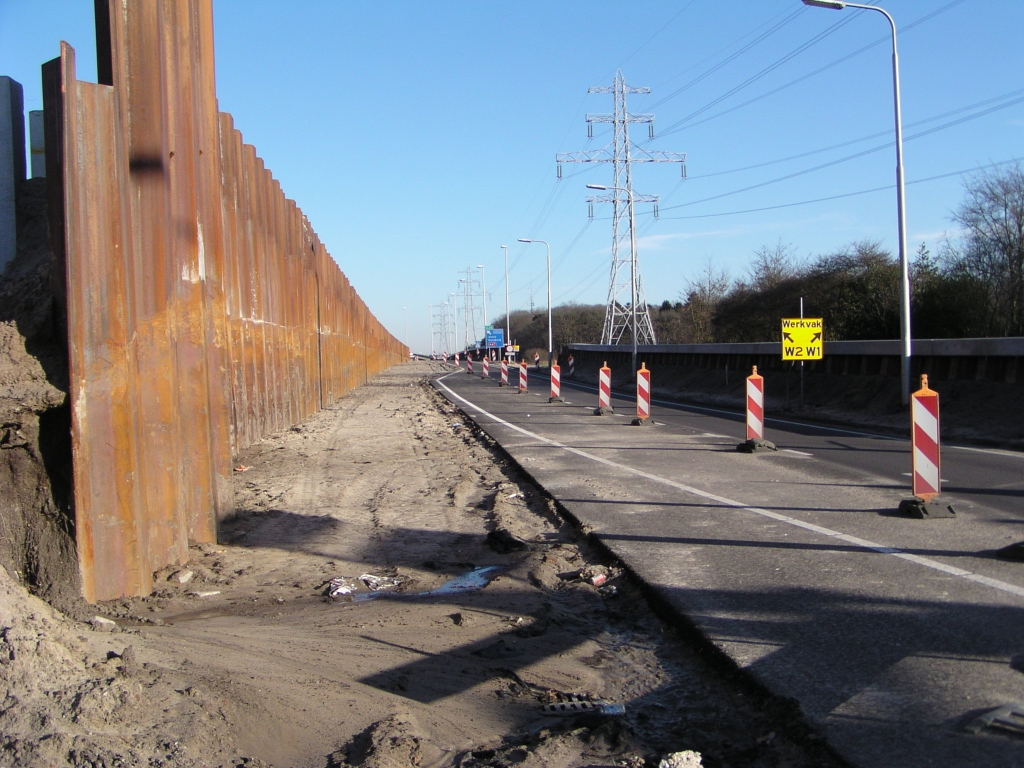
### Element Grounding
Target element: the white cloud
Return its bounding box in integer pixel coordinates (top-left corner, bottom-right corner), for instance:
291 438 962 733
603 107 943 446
911 228 964 241
634 229 741 250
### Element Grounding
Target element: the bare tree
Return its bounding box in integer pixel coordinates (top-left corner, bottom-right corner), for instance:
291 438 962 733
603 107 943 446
746 240 798 291
944 163 1024 335
679 257 730 343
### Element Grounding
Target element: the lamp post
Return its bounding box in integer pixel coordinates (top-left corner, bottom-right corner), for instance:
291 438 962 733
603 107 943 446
501 245 509 356
478 264 487 351
587 183 641 376
428 304 435 358
802 0 911 404
517 238 553 368
402 306 407 351
449 292 458 355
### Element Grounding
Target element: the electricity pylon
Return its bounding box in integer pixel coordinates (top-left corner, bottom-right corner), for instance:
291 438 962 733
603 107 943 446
556 70 686 345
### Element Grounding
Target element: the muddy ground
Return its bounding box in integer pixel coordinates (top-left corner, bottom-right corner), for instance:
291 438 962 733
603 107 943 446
1 361 849 767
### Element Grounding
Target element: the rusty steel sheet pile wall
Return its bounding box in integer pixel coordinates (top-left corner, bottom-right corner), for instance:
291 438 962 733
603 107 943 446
44 0 406 603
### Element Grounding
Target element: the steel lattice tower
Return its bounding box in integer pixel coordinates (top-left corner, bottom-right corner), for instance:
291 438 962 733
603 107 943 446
557 71 686 345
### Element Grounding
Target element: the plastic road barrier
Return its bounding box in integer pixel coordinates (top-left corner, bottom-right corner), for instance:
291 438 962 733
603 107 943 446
467 357 473 375
481 357 489 380
912 374 941 502
597 362 612 412
636 362 651 422
519 361 528 393
746 366 764 440
549 364 562 402
568 355 575 378
500 359 508 387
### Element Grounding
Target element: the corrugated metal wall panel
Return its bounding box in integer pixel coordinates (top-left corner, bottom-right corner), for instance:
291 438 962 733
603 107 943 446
46 0 407 602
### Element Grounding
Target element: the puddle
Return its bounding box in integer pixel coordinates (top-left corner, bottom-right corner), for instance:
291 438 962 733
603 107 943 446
351 566 502 602
423 566 502 595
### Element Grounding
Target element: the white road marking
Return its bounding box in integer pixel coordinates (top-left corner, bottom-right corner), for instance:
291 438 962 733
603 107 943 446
437 373 1024 601
782 449 813 457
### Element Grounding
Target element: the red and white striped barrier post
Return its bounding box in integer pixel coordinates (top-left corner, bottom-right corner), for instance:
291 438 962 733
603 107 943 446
549 364 562 403
481 357 489 380
454 352 460 369
568 354 575 378
633 362 651 425
738 366 777 452
467 356 474 375
901 375 955 518
500 358 508 387
746 366 764 440
518 361 528 393
594 361 613 415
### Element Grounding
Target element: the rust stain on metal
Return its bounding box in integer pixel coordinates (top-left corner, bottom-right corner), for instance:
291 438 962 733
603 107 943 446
47 0 407 602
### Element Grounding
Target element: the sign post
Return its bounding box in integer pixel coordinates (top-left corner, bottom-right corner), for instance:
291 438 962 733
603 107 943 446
485 328 504 351
781 318 823 361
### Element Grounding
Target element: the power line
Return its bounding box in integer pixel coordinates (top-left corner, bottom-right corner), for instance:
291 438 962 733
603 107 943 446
654 11 861 138
687 87 1024 182
650 156 1024 221
655 95 1024 214
645 7 806 112
668 0 970 135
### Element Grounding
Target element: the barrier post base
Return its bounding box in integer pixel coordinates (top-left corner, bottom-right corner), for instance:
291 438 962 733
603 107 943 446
736 438 777 453
593 407 614 416
631 417 652 426
548 396 563 403
898 498 956 519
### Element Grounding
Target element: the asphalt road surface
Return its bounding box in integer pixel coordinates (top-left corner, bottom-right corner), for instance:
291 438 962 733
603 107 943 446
434 364 1024 768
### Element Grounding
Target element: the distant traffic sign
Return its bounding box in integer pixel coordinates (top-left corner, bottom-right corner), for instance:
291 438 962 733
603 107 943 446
781 318 823 360
485 328 504 348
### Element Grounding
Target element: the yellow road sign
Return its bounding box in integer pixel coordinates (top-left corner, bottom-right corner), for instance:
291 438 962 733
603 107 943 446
781 318 823 360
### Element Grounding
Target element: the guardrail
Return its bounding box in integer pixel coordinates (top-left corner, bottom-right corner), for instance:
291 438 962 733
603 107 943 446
567 338 1024 384
42 0 406 602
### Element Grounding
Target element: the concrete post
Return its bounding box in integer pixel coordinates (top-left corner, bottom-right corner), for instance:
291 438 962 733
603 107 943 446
0 76 26 274
29 110 45 178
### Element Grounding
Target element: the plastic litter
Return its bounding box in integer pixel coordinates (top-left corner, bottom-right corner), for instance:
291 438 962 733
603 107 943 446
359 574 403 591
659 751 703 768
539 693 624 717
965 700 1024 735
327 577 353 597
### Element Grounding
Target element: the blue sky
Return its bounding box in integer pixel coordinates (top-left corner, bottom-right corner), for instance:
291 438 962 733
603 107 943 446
2 1 1022 354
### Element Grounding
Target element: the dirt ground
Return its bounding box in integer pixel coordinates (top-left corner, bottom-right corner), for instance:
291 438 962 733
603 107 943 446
1 360 848 768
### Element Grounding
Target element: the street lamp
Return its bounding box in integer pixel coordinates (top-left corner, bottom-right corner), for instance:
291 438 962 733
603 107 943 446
449 292 458 355
517 238 553 369
428 304 435 358
403 306 408 355
586 183 642 376
802 0 911 404
501 245 510 357
478 264 487 352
